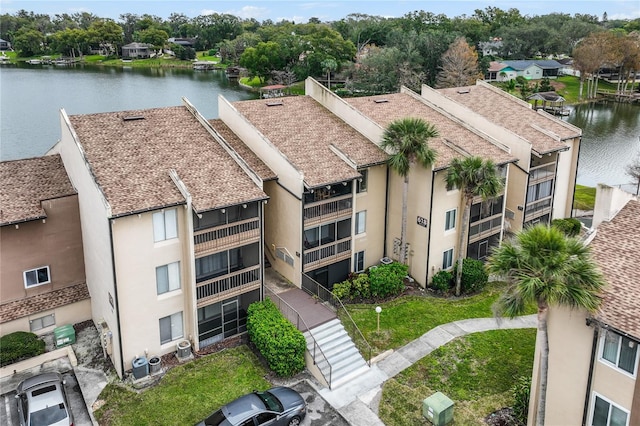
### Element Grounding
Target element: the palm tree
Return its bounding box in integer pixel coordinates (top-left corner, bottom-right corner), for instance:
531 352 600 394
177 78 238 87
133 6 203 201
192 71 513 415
381 117 438 264
445 156 503 296
486 224 605 426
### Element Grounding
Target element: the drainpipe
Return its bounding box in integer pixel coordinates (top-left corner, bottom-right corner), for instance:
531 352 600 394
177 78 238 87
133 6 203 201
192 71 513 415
582 319 598 426
108 219 125 378
425 169 436 286
383 166 390 258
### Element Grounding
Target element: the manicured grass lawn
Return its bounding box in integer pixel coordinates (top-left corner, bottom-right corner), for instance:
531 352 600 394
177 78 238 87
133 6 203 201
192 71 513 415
574 184 596 210
343 281 534 356
94 346 270 425
379 329 536 425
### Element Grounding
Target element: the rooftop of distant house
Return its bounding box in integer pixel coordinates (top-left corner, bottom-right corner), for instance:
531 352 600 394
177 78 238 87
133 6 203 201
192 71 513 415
345 92 516 171
66 104 267 217
231 95 388 189
438 82 581 155
591 199 640 340
0 155 76 226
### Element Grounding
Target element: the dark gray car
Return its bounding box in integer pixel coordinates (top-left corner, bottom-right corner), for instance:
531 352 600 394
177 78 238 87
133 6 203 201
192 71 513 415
197 386 306 426
15 372 73 426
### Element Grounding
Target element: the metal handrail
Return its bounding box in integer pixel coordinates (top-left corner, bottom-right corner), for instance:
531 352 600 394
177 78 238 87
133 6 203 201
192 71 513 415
301 273 372 366
264 286 334 388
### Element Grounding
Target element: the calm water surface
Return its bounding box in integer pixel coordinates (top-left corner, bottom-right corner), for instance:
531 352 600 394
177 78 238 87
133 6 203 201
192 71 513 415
0 64 257 160
2 64 639 190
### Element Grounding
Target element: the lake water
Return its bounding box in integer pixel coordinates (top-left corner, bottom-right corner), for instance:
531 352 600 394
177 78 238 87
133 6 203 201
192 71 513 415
1 64 639 189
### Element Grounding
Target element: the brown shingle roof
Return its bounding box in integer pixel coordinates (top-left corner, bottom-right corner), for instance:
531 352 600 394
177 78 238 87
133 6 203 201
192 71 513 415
209 119 277 181
68 106 267 216
437 83 580 155
345 93 515 170
591 199 640 340
0 155 76 226
231 96 388 188
0 282 90 323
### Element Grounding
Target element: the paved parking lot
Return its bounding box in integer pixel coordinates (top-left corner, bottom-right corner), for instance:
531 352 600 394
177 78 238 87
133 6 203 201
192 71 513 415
289 380 349 426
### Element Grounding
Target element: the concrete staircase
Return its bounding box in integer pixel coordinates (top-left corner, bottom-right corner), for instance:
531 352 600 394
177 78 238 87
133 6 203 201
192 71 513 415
303 318 369 389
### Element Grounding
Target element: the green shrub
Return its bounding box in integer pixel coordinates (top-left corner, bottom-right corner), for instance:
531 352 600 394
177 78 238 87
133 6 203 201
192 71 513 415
552 218 582 237
332 280 352 300
512 375 531 425
350 273 371 299
454 258 489 294
207 49 217 56
369 262 408 298
431 270 453 293
246 299 306 377
0 331 45 367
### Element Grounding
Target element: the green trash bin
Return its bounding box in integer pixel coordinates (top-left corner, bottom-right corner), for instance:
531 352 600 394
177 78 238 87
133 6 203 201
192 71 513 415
422 391 454 425
54 324 76 348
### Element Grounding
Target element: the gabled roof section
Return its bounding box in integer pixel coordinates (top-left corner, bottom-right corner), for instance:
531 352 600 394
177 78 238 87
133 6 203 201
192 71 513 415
503 60 563 70
67 105 266 217
437 82 580 155
0 155 76 226
591 199 640 340
231 96 387 188
345 92 515 171
209 119 277 181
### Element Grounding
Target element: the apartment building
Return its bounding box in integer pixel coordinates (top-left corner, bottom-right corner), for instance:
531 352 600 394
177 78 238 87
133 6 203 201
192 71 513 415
54 100 268 377
528 187 640 426
0 155 91 335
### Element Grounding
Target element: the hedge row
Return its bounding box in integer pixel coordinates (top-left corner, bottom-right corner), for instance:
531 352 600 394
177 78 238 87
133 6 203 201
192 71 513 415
246 299 306 377
0 331 45 367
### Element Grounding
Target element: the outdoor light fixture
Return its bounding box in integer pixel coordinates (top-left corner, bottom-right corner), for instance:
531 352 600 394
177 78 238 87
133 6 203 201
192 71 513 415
375 306 382 332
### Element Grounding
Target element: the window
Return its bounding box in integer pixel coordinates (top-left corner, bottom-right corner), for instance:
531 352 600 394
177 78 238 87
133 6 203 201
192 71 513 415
445 209 456 231
153 209 178 242
526 180 553 203
442 248 454 270
159 312 183 344
601 330 638 375
156 262 181 294
591 394 629 426
354 251 365 272
24 266 50 287
30 313 56 332
356 211 366 234
357 169 368 193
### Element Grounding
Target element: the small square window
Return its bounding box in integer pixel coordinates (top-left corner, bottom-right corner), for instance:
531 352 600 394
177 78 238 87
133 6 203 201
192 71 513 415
24 266 51 287
156 262 181 295
153 209 178 242
357 169 368 193
159 312 183 344
354 251 365 272
30 313 56 332
356 211 366 234
442 248 454 270
445 209 456 231
601 330 638 375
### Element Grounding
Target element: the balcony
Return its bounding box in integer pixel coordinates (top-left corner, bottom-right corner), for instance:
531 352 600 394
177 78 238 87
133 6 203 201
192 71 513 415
303 194 352 227
469 214 503 243
529 163 556 184
303 238 351 270
194 217 260 256
525 197 552 221
196 265 261 307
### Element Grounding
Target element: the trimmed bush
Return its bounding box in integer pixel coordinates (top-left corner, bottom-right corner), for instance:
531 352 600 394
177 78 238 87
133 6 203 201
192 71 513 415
369 262 408 298
332 279 352 300
552 217 582 237
430 270 454 293
246 299 306 377
454 258 489 295
0 331 45 367
512 375 531 425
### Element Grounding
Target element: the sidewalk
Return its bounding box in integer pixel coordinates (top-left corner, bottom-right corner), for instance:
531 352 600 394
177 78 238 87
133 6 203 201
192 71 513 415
315 314 537 426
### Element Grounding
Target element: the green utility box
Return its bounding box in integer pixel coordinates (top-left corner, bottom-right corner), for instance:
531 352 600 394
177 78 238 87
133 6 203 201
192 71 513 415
54 324 76 348
422 391 454 426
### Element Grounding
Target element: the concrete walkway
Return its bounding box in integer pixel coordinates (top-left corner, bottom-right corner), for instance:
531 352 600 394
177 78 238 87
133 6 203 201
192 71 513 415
314 314 538 426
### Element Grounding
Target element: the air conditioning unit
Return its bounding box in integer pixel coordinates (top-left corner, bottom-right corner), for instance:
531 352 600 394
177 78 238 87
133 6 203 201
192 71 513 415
422 392 454 426
177 339 192 359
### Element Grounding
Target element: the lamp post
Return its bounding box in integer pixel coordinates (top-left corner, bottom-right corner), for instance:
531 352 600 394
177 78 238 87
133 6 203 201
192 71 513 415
375 306 382 332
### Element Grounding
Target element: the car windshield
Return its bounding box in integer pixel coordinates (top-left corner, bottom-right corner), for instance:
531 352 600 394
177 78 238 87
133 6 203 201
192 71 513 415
203 409 227 426
256 391 283 413
30 403 67 425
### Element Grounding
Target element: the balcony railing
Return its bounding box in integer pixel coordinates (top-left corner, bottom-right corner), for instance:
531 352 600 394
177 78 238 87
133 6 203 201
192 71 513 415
469 215 503 243
525 197 552 220
194 217 260 255
529 163 556 184
303 238 351 268
303 194 352 226
196 265 260 307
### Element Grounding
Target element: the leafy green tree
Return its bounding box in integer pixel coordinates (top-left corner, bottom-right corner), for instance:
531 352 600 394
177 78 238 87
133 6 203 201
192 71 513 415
321 57 337 90
12 27 44 56
239 41 285 83
138 27 169 51
381 118 438 264
331 13 394 53
436 36 483 88
445 156 503 296
49 28 89 57
487 224 605 426
87 19 123 57
194 13 242 50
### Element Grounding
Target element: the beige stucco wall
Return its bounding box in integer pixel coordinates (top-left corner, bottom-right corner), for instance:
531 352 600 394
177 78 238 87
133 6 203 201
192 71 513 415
353 164 386 270
592 184 637 229
0 299 92 336
590 345 637 417
0 195 85 303
553 139 579 219
56 110 123 376
263 180 302 286
111 208 190 371
504 164 528 232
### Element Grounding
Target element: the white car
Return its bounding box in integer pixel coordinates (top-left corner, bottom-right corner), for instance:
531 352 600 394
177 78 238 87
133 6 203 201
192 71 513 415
15 372 73 426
